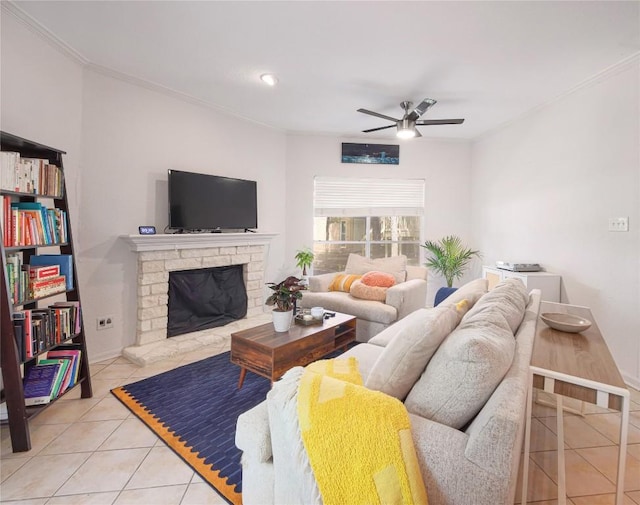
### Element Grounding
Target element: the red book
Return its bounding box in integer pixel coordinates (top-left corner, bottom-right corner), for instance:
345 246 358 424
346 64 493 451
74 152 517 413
24 310 33 359
29 264 60 281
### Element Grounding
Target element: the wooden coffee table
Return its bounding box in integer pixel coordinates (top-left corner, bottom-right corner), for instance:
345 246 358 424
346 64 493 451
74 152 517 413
230 312 356 388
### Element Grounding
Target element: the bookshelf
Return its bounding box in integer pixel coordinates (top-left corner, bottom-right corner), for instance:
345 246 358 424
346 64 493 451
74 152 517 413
0 131 92 452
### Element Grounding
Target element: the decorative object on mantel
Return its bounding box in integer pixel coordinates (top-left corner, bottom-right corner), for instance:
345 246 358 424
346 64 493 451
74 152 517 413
265 276 304 332
422 235 481 288
341 142 399 165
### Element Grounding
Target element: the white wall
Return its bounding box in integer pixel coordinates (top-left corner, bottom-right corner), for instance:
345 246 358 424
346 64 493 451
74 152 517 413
0 10 84 224
471 59 640 386
1 12 288 362
285 135 475 304
78 71 287 361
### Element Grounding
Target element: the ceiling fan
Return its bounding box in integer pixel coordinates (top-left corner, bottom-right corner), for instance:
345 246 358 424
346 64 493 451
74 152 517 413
357 98 464 138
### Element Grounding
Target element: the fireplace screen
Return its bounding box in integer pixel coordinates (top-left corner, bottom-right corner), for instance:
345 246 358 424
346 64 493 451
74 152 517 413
167 265 247 337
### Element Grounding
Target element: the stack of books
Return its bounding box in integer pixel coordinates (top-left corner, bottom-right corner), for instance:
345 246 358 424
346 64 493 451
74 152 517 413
0 152 64 197
22 345 82 406
13 302 81 361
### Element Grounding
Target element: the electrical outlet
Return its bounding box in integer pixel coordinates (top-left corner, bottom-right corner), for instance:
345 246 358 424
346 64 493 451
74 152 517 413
96 315 114 330
608 217 629 232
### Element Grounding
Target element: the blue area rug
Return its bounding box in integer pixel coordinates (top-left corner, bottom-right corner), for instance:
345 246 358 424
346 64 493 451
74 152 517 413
111 351 270 505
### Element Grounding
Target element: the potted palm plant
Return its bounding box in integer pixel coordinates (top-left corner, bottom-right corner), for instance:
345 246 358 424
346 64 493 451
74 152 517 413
294 248 315 278
265 276 304 332
421 235 481 288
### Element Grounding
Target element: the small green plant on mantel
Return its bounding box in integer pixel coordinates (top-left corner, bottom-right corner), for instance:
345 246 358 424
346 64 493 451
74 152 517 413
421 235 481 288
265 276 304 312
294 248 315 276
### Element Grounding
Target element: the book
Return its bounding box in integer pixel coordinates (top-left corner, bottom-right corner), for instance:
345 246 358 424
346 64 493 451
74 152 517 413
23 363 60 406
31 275 66 299
52 301 81 335
29 264 60 281
46 348 81 386
36 358 70 398
13 319 25 362
29 255 74 290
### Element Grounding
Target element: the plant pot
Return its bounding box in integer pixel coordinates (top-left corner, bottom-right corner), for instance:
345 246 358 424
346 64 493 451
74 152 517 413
272 309 294 332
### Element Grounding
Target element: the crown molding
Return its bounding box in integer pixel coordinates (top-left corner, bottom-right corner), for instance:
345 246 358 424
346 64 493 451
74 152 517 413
2 1 282 133
474 52 640 142
2 1 89 65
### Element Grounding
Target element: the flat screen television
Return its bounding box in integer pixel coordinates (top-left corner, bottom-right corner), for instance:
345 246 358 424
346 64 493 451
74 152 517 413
168 170 258 231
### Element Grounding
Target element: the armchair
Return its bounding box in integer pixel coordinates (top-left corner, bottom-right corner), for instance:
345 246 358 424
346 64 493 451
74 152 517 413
299 254 428 342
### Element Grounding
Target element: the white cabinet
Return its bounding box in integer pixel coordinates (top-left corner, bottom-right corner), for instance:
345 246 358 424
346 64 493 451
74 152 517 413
482 266 561 302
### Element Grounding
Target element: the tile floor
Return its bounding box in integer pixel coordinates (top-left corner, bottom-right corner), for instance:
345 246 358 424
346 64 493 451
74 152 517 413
1 338 639 505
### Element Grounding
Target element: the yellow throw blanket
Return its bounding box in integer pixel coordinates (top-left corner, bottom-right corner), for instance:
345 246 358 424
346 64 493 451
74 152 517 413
297 358 428 505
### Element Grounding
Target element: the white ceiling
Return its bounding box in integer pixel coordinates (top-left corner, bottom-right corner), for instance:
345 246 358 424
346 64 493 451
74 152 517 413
11 1 640 140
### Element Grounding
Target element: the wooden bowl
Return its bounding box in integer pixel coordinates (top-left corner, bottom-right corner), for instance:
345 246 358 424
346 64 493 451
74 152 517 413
541 312 592 333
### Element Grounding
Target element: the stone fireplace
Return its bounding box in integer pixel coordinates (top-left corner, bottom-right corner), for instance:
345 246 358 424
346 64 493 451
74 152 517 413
121 233 276 365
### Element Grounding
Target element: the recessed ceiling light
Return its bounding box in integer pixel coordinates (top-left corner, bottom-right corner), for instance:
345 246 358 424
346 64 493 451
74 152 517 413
260 73 278 86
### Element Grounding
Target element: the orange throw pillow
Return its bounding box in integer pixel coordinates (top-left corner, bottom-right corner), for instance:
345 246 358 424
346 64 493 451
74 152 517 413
361 271 396 288
350 280 388 302
329 273 362 292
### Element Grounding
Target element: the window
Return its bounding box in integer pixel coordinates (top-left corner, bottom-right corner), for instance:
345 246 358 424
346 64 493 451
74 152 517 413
313 177 424 274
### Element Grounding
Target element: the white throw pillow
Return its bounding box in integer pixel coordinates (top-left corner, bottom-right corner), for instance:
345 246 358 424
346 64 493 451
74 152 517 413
344 253 407 284
404 304 515 429
365 302 469 400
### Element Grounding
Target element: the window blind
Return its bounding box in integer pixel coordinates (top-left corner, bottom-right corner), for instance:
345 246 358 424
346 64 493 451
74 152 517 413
313 177 425 217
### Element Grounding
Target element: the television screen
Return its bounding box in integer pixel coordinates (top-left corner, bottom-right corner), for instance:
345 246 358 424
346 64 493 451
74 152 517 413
168 170 257 231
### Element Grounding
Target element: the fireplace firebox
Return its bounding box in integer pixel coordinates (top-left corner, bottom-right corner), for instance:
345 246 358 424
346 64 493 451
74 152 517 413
167 265 247 337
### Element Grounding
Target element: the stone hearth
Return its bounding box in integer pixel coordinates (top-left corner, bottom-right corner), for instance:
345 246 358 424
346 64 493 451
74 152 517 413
121 233 276 365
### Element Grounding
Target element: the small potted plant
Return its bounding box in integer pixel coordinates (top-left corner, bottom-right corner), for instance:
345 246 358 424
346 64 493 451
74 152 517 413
265 276 304 332
294 248 315 280
421 235 481 288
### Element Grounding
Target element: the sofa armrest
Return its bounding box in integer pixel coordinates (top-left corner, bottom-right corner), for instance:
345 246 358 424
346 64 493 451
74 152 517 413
235 400 272 463
385 279 428 320
308 271 341 292
409 414 511 505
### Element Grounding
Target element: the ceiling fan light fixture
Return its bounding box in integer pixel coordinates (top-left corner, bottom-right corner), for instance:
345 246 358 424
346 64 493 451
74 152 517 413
397 118 416 139
260 73 278 86
396 128 416 139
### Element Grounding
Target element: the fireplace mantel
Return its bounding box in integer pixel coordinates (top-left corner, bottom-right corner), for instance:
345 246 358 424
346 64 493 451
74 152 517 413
121 231 277 365
121 232 278 252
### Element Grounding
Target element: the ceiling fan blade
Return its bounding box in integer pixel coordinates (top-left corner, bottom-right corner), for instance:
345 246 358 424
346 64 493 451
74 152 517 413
357 108 399 122
413 129 422 138
415 118 465 125
408 98 436 121
362 124 397 133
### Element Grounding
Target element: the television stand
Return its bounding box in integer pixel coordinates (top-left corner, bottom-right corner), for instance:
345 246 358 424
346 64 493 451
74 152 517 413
244 228 256 233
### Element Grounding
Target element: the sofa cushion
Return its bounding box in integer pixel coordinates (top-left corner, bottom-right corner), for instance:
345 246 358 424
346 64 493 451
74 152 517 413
328 273 361 292
365 302 469 400
345 253 407 284
438 278 488 309
349 280 388 302
405 301 516 429
361 271 396 288
300 291 397 325
341 343 384 381
461 278 528 333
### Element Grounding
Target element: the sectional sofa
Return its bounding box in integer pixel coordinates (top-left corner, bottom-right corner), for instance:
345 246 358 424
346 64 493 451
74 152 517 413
236 278 542 504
